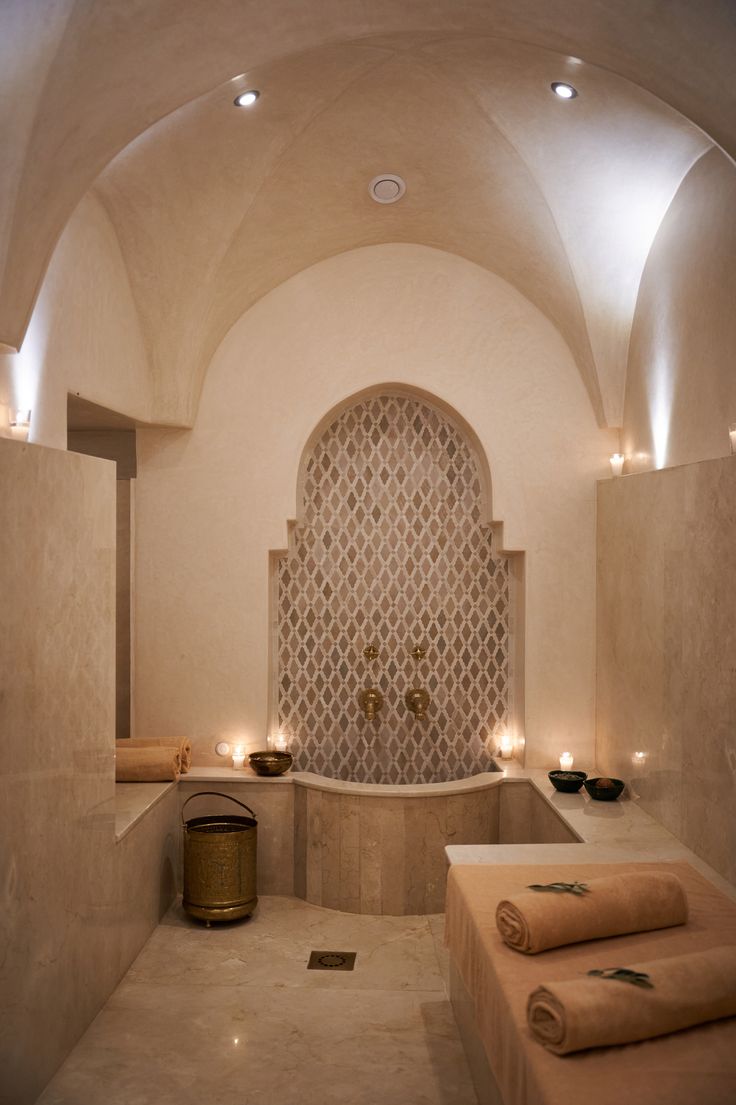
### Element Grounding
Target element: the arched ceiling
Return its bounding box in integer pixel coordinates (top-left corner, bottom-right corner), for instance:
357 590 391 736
1 1 734 426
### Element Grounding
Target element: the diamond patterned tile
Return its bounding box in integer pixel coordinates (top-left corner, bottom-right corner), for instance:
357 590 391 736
276 395 510 783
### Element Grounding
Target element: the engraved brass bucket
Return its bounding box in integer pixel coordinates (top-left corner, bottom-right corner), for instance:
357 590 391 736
182 791 258 924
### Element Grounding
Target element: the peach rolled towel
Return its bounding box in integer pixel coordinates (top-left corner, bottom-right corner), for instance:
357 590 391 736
496 872 687 954
527 945 736 1054
115 745 181 782
117 737 192 773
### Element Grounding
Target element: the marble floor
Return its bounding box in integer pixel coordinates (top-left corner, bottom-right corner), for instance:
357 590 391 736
37 897 478 1105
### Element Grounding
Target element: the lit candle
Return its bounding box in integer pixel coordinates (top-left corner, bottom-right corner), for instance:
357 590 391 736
729 423 736 455
232 745 245 770
499 735 513 760
559 751 574 770
609 453 625 477
632 750 647 766
269 733 289 752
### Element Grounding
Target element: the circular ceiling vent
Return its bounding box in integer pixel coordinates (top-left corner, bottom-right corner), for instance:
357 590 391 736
369 174 406 204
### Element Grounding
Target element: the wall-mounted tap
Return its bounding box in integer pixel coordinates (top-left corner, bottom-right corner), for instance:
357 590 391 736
358 686 383 720
405 687 430 720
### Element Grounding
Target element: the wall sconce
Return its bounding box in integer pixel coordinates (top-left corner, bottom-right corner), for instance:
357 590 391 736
10 409 31 429
498 734 514 760
609 453 625 477
559 751 574 770
729 423 736 455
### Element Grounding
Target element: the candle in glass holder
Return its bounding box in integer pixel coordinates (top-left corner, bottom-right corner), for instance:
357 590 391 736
232 745 245 769
269 733 289 752
559 751 574 770
499 735 513 760
609 453 625 477
729 423 736 455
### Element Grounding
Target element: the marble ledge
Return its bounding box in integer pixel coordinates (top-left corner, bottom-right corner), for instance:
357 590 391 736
114 780 177 841
182 765 505 797
447 767 736 902
183 766 293 784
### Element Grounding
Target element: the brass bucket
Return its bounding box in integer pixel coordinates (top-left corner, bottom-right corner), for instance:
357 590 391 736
182 791 258 924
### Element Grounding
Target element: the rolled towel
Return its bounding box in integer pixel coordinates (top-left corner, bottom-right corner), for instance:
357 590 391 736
117 737 192 773
528 945 736 1054
496 871 687 954
115 745 181 782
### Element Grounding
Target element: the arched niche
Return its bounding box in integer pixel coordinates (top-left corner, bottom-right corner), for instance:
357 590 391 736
271 385 521 782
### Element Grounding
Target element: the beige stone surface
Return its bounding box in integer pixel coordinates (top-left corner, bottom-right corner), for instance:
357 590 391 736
36 896 474 1105
596 456 736 885
0 440 180 1105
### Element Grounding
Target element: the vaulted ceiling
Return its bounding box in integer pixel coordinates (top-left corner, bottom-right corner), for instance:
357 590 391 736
1 1 734 427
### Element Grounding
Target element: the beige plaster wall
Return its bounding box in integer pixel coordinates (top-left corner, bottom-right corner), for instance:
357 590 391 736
0 192 153 449
134 244 617 769
0 439 178 1105
622 148 736 473
596 456 736 886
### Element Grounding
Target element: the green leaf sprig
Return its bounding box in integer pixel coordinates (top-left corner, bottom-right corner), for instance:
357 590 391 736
527 881 590 895
587 967 653 989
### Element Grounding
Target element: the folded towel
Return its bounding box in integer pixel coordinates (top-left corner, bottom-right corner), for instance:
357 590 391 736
115 745 181 782
528 945 736 1054
496 871 687 954
116 737 192 773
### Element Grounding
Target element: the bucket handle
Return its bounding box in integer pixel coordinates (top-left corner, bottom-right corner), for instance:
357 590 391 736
181 790 257 825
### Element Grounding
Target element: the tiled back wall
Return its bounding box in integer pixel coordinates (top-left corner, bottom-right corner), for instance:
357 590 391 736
276 394 511 783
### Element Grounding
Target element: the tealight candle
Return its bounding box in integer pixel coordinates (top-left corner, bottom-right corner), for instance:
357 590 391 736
269 733 289 752
729 423 736 455
232 745 245 770
499 735 513 760
609 453 625 477
559 751 574 770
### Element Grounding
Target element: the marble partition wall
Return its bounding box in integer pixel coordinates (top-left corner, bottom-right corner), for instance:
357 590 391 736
0 440 179 1105
596 456 736 885
498 781 580 844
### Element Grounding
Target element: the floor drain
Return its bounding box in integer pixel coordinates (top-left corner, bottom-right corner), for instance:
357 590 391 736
307 951 357 971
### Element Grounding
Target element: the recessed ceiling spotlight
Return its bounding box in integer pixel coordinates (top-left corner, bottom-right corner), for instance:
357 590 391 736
234 89 260 108
369 174 406 204
551 82 578 100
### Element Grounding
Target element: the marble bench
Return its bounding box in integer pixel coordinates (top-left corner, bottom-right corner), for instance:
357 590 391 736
444 859 736 1105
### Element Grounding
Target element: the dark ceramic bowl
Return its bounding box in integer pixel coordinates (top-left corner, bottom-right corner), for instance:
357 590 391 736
584 776 625 801
249 750 293 776
548 769 587 793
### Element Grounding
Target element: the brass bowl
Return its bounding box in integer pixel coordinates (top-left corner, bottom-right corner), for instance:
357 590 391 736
249 750 293 776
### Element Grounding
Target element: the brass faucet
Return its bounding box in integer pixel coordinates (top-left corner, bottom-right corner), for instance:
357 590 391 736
358 686 383 720
405 687 430 720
